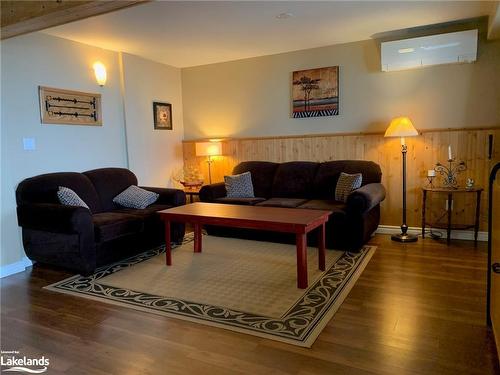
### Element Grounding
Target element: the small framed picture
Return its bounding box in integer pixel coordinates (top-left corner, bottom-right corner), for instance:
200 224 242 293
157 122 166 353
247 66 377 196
153 102 172 130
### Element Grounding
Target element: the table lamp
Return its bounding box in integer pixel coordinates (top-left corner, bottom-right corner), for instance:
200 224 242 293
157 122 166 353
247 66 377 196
195 141 222 184
384 116 419 242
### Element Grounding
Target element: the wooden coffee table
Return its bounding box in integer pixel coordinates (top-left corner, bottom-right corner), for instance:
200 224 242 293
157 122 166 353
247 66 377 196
159 202 332 289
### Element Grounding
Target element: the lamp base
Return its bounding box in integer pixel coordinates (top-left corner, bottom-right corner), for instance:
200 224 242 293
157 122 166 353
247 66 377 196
391 233 418 243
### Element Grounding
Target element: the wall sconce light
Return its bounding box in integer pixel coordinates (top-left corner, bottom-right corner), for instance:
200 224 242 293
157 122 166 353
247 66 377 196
93 61 107 86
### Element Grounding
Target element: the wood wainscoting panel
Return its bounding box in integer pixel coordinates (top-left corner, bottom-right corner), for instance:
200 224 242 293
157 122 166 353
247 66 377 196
183 128 500 230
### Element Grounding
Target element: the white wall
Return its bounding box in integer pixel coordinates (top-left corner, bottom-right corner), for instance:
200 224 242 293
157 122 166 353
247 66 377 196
1 33 128 268
121 53 184 187
182 35 500 140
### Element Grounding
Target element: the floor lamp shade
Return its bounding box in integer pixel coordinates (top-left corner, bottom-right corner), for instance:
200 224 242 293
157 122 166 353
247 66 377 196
385 117 419 243
195 142 222 157
384 117 419 142
195 141 222 184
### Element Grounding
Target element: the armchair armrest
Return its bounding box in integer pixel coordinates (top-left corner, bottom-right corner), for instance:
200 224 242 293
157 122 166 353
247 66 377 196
17 203 93 234
346 183 386 214
140 187 186 206
199 183 227 202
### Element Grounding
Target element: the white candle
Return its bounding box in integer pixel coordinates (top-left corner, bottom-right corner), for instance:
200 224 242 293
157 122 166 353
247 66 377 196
448 145 452 160
427 169 436 177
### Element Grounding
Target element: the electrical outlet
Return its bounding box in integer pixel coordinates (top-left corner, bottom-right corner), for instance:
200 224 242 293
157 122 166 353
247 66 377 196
445 199 453 211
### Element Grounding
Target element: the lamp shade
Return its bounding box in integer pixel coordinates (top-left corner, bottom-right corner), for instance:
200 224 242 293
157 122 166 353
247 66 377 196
195 141 222 157
384 117 418 138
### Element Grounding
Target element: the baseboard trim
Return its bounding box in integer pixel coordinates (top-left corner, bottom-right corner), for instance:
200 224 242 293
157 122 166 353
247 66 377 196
376 225 488 242
0 257 33 278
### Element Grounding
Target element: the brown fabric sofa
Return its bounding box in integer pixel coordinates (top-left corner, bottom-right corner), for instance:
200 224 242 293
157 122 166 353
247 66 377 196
199 160 385 251
16 168 185 275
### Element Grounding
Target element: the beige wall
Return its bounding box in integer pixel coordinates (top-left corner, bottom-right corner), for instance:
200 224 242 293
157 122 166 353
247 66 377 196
182 35 500 140
121 53 184 187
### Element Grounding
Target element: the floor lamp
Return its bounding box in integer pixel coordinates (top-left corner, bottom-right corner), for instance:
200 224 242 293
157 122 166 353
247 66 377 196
195 141 222 184
384 117 419 243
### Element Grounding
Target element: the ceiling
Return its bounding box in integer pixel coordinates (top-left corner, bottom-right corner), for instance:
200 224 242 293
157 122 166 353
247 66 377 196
42 1 496 68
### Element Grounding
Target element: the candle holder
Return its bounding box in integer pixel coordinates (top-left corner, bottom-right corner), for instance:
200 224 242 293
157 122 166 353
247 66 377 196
435 159 466 189
426 175 435 188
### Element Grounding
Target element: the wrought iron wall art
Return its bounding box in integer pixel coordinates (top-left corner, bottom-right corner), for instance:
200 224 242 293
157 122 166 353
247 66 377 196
435 158 467 188
39 86 102 126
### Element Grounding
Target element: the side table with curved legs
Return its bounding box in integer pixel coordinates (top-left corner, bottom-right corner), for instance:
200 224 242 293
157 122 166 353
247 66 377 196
422 187 483 245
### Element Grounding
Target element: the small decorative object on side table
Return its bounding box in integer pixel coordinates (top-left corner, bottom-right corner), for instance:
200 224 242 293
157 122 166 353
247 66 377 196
466 178 475 190
427 169 436 188
173 166 204 200
421 187 483 245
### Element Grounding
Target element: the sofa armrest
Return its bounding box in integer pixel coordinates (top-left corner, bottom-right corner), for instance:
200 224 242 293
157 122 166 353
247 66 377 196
346 183 386 214
199 183 227 202
17 203 93 234
140 187 186 206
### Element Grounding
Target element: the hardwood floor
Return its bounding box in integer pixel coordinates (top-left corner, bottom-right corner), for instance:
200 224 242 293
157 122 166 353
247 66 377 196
1 234 499 374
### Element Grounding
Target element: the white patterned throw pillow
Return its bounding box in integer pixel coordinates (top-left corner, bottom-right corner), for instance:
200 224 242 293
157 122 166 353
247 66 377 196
335 172 362 202
113 185 159 209
57 186 89 209
224 172 255 198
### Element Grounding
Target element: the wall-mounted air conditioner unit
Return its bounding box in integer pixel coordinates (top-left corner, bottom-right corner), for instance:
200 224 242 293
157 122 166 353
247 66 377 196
381 29 478 72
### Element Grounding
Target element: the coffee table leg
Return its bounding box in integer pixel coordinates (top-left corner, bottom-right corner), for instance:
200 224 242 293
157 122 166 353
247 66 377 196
296 233 308 289
318 223 326 271
165 221 171 265
194 223 202 253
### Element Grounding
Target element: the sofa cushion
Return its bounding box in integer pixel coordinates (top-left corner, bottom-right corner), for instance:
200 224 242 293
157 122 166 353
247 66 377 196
116 204 172 233
313 160 382 199
233 161 279 198
57 186 90 209
224 172 255 198
271 162 319 198
256 198 308 208
92 212 143 242
84 168 138 211
113 185 159 209
214 197 266 205
16 172 102 213
335 172 362 202
298 199 347 213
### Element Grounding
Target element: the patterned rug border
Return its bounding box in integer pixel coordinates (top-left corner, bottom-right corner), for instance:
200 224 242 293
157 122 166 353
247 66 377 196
45 234 376 347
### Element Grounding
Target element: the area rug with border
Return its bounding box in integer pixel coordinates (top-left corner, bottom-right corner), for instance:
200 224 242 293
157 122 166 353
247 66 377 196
46 233 376 347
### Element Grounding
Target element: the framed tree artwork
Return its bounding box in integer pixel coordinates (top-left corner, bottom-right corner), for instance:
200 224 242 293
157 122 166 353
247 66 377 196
292 66 339 118
153 102 172 130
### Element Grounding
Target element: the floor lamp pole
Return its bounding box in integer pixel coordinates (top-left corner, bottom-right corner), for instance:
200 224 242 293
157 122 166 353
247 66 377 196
206 156 213 184
392 141 418 242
